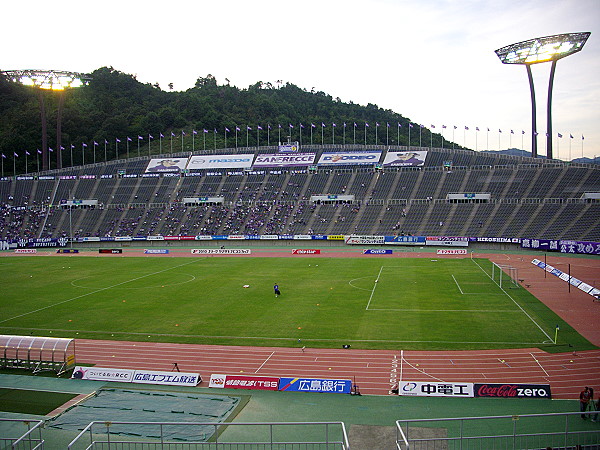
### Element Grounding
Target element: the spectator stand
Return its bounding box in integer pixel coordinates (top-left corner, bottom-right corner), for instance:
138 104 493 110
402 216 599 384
0 335 75 375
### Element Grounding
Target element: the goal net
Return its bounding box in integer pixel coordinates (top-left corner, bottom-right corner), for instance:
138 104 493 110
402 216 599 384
491 262 520 289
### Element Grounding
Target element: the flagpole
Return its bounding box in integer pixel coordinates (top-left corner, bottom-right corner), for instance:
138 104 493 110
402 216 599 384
375 123 378 145
353 123 356 145
25 152 28 174
408 124 411 150
321 124 324 145
343 123 346 146
93 142 97 163
82 143 86 166
181 131 184 152
386 123 389 146
192 131 195 152
127 138 130 159
159 133 162 154
332 124 335 145
115 139 119 161
266 125 269 147
364 123 367 146
13 154 16 176
104 140 108 162
37 150 40 173
310 125 313 145
214 129 217 150
397 123 400 146
225 128 228 149
148 135 152 156
236 127 238 149
170 133 173 153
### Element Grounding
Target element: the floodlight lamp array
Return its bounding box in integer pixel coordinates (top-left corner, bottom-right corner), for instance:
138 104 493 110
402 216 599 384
495 32 590 65
1 69 91 90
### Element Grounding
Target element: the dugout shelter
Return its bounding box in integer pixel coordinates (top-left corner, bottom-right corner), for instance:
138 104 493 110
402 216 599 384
0 335 75 375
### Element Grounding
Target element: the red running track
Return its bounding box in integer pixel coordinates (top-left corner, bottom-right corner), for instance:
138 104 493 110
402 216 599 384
74 339 600 399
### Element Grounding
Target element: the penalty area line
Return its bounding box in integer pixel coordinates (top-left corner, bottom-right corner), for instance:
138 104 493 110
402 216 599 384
365 266 384 310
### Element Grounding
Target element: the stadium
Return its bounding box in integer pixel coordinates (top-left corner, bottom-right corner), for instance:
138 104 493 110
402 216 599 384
1 137 600 448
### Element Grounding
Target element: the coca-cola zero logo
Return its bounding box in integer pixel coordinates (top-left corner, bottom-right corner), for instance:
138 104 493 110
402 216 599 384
475 383 550 398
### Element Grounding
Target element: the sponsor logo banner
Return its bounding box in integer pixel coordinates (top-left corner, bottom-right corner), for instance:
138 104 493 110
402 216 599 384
227 235 245 240
253 153 316 167
531 259 599 299
132 369 200 386
194 235 213 240
145 158 188 173
522 238 600 255
278 143 299 153
292 249 321 255
474 383 551 399
191 249 252 255
382 150 427 166
82 237 101 242
437 249 468 255
15 249 37 254
72 366 134 382
470 237 521 243
14 237 69 248
188 154 254 169
99 249 123 254
384 235 426 245
399 381 474 397
426 236 469 247
114 236 132 241
327 235 345 241
259 235 279 240
345 235 385 245
318 151 382 165
147 236 165 241
311 235 328 240
363 249 393 255
279 377 352 394
164 236 180 241
209 374 279 390
144 249 169 254
293 235 312 240
57 249 79 253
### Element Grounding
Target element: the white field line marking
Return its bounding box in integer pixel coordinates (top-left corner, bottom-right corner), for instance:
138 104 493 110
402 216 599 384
0 259 200 324
255 351 275 373
348 276 375 291
401 353 445 382
472 259 553 342
365 266 385 310
452 274 465 294
0 327 544 345
530 352 550 378
368 308 521 313
71 273 196 289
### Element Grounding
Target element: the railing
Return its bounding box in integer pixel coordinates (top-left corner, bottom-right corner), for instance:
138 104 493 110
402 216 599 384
67 421 350 449
396 411 600 449
0 419 45 450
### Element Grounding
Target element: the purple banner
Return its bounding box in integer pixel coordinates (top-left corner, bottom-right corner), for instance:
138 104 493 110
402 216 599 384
253 153 316 167
522 238 600 255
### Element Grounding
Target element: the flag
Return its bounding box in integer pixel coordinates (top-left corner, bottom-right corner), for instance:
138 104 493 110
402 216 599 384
13 152 18 157
582 135 585 140
268 125 271 130
49 147 53 152
37 149 42 154
71 144 75 149
203 129 209 133
343 122 347 128
127 137 133 141
160 133 164 138
431 124 435 128
60 145 65 150
82 142 88 147
278 124 282 129
225 127 230 132
499 129 502 133
365 122 369 127
149 135 154 139
354 122 357 127
376 122 380 127
398 122 402 127
192 130 197 135
569 134 573 139
257 125 263 130
476 127 480 131
311 123 316 128
442 125 446 129
300 123 305 128
181 130 186 136
236 126 241 131
26 151 30 156
409 123 413 128
104 139 108 144
116 138 121 143
522 130 525 135
93 141 98 146
558 133 563 138
171 132 176 137
1 154 5 158
138 135 143 140
510 130 514 134
214 128 217 133
333 123 336 127
387 122 390 128
420 124 424 128
465 126 469 130
321 122 325 127
534 131 539 136
289 124 294 128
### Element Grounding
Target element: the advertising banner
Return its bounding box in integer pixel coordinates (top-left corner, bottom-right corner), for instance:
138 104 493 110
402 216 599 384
209 374 279 390
253 153 316 167
188 154 254 170
318 151 381 165
399 381 474 397
145 158 188 173
292 249 321 255
426 237 469 247
147 236 165 241
72 366 134 382
382 151 428 166
14 249 37 254
191 249 252 255
345 235 385 245
144 249 169 254
57 249 79 253
131 370 200 386
293 235 312 240
437 249 468 255
278 377 352 394
327 235 345 241
278 143 300 153
384 235 426 245
531 259 599 299
99 249 123 254
474 383 551 399
15 237 68 248
363 249 393 255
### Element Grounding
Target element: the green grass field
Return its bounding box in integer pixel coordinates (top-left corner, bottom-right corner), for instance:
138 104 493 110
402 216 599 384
0 388 77 415
0 256 594 351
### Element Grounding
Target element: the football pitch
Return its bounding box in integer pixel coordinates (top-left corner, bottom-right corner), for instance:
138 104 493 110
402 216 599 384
0 256 593 351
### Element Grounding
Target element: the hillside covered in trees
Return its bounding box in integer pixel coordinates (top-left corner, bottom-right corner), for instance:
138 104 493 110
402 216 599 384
0 67 450 174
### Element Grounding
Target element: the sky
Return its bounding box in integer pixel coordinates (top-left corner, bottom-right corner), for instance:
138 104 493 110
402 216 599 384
3 0 600 160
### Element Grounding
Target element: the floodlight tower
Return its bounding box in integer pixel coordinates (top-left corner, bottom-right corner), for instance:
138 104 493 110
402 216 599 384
494 32 590 159
1 70 91 171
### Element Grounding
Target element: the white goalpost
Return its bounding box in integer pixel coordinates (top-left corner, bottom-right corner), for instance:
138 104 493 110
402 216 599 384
491 262 520 289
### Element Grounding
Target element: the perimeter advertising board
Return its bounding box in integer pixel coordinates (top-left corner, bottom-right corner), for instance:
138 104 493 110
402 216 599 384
188 154 254 169
474 383 551 398
253 153 316 167
382 151 428 166
209 374 279 390
278 377 352 394
317 151 381 166
399 381 474 397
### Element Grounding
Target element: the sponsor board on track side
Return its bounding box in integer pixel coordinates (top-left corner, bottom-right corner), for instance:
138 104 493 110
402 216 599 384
436 249 468 255
474 383 551 398
191 249 252 255
292 249 321 255
399 381 474 397
15 249 37 254
209 374 279 390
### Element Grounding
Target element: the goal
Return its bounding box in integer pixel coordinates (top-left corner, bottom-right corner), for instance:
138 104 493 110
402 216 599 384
491 262 520 289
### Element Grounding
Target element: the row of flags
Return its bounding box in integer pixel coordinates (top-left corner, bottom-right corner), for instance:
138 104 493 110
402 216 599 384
2 124 586 159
